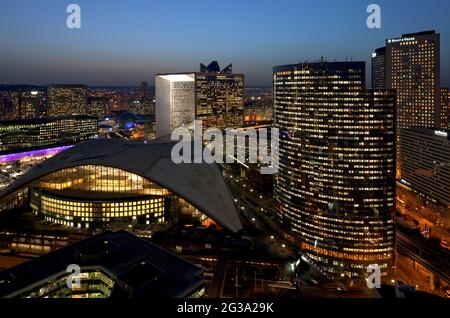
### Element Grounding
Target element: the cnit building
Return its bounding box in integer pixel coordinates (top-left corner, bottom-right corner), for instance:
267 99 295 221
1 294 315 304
273 61 396 284
155 61 244 138
0 139 242 233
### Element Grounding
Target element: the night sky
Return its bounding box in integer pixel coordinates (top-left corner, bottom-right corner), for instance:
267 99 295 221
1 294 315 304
1 0 449 87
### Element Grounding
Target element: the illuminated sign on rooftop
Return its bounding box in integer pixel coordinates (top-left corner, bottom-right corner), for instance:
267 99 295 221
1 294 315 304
434 130 448 138
387 37 415 43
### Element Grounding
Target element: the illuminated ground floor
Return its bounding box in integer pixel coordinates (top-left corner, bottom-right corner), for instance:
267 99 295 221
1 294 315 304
1 164 218 230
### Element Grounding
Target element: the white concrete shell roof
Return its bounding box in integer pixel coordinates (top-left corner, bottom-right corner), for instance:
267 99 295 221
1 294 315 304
0 139 242 232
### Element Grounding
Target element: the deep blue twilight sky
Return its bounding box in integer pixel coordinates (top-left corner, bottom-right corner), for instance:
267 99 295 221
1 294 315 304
0 0 449 87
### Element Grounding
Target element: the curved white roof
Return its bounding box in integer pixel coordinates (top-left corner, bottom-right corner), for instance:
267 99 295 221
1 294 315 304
0 139 242 232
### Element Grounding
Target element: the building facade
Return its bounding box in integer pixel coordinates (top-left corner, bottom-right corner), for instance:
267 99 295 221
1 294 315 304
440 87 449 129
155 61 244 138
273 61 396 283
399 128 450 210
19 91 44 119
385 31 441 130
372 31 441 176
87 97 110 119
0 115 98 154
47 84 88 116
371 47 386 90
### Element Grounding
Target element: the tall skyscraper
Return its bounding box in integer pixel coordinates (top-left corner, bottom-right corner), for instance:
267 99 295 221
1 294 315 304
47 84 88 116
130 82 155 116
440 87 449 129
19 91 44 119
155 61 244 138
372 31 440 177
385 31 440 129
87 96 110 119
371 47 386 89
273 61 396 283
140 81 150 100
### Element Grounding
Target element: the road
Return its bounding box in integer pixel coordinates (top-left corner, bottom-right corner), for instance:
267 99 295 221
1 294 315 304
397 203 450 242
397 230 450 284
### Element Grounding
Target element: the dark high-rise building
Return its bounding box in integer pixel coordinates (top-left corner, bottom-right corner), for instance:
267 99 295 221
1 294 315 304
129 99 155 115
273 61 396 283
440 87 449 129
47 84 88 116
140 81 150 100
155 61 244 138
0 115 97 154
19 91 44 119
371 47 386 89
87 96 110 119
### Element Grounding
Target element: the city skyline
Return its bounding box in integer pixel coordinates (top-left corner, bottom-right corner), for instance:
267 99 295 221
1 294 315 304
1 0 450 87
0 0 449 303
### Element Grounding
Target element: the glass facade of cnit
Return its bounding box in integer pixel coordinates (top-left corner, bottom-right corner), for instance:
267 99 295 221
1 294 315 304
1 164 212 229
273 62 396 284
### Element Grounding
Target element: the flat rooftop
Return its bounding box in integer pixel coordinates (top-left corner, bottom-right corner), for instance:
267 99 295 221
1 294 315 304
0 230 203 298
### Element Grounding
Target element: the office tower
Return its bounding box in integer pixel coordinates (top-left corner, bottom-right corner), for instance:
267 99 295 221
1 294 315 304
87 96 110 119
132 81 155 115
0 97 15 120
140 81 150 100
11 92 21 120
19 91 43 119
385 31 440 129
399 128 450 213
371 47 386 89
129 99 155 115
0 115 97 154
0 230 205 298
47 84 88 116
440 88 449 129
155 61 244 138
273 61 396 283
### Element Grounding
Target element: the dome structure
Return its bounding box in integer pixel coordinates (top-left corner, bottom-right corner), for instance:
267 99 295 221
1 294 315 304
0 139 242 232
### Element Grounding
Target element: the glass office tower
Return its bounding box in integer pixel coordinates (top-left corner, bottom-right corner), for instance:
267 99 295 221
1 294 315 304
273 61 396 284
155 62 244 138
47 84 88 116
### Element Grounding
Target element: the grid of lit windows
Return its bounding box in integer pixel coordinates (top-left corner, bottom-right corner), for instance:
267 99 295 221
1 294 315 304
33 165 170 196
400 128 450 207
383 32 441 177
15 269 114 298
196 73 244 129
47 85 88 116
31 188 166 228
273 62 396 282
0 116 97 154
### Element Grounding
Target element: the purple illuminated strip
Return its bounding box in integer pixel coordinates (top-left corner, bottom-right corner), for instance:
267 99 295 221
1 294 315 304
0 145 73 163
